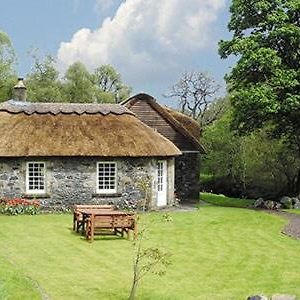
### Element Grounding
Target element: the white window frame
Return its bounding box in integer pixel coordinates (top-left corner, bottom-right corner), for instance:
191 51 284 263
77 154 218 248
26 162 46 194
96 162 117 194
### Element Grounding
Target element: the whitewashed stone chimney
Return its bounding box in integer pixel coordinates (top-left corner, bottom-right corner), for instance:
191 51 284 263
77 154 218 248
13 78 27 101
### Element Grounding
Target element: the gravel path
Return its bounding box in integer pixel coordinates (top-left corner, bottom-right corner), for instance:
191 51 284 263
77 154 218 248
269 211 300 240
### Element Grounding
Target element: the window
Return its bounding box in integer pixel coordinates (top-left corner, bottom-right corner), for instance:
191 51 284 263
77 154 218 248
97 162 117 194
26 162 46 194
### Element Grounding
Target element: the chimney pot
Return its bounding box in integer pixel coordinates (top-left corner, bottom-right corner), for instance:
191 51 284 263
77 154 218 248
13 78 27 101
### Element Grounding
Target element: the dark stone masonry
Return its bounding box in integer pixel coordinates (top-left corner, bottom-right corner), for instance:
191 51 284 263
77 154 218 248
175 152 200 200
0 157 175 210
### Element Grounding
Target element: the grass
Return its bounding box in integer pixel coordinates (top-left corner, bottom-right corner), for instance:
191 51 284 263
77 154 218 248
0 208 300 299
199 173 214 183
285 209 300 215
200 192 255 208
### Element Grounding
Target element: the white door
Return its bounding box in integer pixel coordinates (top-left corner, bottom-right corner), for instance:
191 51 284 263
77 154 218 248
157 160 167 206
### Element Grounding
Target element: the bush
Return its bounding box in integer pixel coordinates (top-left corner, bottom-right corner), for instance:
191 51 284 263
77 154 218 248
0 198 40 215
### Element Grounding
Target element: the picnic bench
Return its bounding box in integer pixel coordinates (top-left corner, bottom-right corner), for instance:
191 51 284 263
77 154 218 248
82 209 137 242
73 204 114 233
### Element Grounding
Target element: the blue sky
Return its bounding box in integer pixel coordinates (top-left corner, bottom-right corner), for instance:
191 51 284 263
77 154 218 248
0 0 234 104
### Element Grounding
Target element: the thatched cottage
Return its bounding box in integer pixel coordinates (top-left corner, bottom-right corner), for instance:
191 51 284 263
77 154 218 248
0 80 181 209
122 93 205 200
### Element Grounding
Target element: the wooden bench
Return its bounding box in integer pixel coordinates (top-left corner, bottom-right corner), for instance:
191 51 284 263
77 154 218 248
84 210 137 242
73 204 114 233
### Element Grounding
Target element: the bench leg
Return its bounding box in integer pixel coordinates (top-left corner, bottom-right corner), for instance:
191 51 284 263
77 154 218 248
73 213 76 231
90 216 94 242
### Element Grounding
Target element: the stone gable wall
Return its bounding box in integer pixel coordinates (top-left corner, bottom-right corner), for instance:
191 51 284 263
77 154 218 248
0 157 175 210
175 152 200 200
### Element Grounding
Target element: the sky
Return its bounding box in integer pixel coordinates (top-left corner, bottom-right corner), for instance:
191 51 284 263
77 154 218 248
0 0 235 104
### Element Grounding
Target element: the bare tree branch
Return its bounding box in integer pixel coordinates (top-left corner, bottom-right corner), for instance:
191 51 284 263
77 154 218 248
165 71 222 126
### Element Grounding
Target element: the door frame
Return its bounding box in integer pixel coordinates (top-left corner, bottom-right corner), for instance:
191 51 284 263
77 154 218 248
156 160 167 207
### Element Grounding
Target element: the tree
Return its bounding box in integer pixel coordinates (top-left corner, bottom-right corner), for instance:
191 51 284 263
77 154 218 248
202 111 300 198
128 176 171 300
165 71 221 126
63 62 97 103
93 64 131 103
0 31 16 101
219 0 300 192
26 54 65 102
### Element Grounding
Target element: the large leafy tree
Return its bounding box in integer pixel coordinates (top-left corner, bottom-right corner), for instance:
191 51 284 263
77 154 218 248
26 55 65 102
63 62 132 103
202 111 300 198
219 0 300 192
0 31 16 101
63 62 97 103
93 64 131 103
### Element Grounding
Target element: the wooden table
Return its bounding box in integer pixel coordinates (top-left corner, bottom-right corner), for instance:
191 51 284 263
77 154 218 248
81 209 137 242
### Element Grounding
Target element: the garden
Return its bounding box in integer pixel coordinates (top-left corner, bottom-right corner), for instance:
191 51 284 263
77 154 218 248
1 196 300 299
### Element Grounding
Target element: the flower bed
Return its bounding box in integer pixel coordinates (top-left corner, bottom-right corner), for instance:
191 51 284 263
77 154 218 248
0 198 40 215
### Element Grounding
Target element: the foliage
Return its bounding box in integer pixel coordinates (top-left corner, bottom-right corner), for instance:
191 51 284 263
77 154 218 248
63 61 97 103
129 176 171 300
0 31 17 101
94 64 132 103
129 226 171 300
219 0 300 190
0 211 300 299
25 57 132 104
164 71 222 125
200 192 255 208
201 111 300 198
26 54 65 102
0 198 40 215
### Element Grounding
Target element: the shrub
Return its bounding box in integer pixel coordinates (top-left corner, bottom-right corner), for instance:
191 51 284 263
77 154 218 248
0 198 40 215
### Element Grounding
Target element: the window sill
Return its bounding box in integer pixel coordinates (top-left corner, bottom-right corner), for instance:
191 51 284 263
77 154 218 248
92 193 122 198
22 193 51 199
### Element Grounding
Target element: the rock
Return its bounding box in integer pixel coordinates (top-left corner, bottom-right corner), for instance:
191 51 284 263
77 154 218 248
274 202 282 210
247 295 268 300
291 197 300 209
294 202 300 209
280 196 293 209
265 200 276 210
271 295 297 300
253 198 264 208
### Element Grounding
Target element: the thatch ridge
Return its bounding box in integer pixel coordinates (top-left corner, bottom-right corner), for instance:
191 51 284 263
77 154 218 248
0 100 134 116
0 110 181 157
122 93 205 153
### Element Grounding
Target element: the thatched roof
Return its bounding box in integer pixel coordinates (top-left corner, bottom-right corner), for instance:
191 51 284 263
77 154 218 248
164 107 201 141
122 93 205 153
0 101 181 157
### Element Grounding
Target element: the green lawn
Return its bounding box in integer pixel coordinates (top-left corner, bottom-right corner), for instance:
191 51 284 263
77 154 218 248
200 192 255 208
0 208 300 299
285 209 300 215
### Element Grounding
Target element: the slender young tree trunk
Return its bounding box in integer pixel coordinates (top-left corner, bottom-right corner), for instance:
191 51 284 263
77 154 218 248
128 279 138 300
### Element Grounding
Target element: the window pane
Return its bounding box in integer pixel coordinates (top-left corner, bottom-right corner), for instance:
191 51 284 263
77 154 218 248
98 162 116 192
27 162 45 193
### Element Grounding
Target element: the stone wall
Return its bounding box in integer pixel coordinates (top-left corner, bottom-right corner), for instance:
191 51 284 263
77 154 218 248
175 152 201 200
0 157 175 209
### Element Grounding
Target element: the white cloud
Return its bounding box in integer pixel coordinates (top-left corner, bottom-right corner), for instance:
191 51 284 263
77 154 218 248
58 0 226 91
